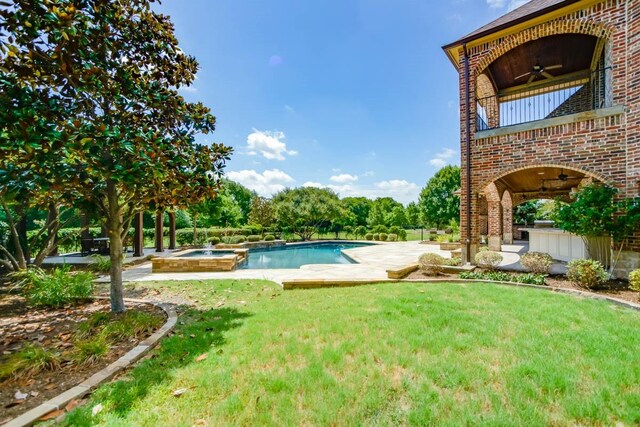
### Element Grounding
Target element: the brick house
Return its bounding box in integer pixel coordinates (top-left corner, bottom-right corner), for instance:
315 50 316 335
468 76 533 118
442 0 640 277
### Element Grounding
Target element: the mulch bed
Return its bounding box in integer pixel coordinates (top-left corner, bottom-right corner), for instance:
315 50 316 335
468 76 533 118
405 270 639 305
0 288 166 424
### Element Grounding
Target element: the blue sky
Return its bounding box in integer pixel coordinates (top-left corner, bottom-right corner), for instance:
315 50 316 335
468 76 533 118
155 0 529 204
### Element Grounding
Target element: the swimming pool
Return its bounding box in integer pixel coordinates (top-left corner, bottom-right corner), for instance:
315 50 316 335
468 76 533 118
239 242 372 269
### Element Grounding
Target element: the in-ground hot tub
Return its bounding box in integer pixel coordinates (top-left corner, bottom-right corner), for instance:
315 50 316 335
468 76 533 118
151 248 248 272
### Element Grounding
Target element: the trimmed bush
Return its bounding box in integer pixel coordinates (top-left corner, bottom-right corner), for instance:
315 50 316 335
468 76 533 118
247 235 261 242
474 250 503 271
387 233 398 242
264 234 275 241
566 259 608 289
520 252 553 274
427 234 437 241
229 236 247 244
419 253 445 276
444 257 462 267
629 269 640 292
459 271 546 286
209 236 221 245
372 233 380 241
10 266 94 308
364 233 373 241
379 233 388 241
373 225 388 234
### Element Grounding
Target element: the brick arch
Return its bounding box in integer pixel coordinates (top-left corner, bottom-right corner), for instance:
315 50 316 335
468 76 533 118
484 182 501 202
477 163 612 194
473 18 615 76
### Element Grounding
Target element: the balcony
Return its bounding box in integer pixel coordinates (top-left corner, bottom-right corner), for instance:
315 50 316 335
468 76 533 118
476 67 612 132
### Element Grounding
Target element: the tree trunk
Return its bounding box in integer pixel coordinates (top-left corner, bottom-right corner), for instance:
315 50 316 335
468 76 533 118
106 180 126 312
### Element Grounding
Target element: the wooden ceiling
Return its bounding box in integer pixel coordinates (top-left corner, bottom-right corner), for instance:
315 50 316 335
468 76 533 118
495 166 588 193
486 34 598 91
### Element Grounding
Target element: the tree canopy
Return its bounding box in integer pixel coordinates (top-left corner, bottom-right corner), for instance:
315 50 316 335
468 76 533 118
272 187 343 240
418 165 461 228
1 0 232 311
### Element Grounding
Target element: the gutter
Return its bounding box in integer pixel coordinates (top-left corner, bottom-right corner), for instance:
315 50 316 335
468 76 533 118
463 43 472 264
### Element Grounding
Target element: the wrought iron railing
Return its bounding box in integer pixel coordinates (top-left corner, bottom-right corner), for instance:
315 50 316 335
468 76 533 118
476 67 611 131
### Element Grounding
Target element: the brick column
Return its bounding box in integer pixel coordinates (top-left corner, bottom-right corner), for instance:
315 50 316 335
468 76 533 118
487 201 502 251
133 212 144 257
155 211 164 253
168 212 176 250
502 191 513 245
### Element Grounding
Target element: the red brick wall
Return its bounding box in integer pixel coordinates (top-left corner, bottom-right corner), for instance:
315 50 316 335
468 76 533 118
454 0 640 249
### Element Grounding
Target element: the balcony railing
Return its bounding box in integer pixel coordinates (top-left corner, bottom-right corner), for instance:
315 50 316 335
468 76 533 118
476 67 611 132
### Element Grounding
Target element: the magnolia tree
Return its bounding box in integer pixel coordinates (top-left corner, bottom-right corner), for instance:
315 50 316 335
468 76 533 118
1 0 232 311
553 184 640 274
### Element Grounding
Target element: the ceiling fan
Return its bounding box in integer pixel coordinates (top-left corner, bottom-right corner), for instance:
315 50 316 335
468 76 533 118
539 169 582 191
515 60 563 84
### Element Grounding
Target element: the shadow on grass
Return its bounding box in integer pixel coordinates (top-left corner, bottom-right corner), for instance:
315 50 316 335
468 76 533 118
62 306 251 425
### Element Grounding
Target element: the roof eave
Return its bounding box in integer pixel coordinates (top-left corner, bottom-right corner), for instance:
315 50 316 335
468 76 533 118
442 0 583 57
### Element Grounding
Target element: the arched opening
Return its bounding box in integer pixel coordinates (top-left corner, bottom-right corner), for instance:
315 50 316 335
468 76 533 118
476 33 611 131
479 165 603 253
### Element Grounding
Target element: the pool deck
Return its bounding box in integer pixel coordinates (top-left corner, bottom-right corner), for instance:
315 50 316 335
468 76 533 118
94 240 567 285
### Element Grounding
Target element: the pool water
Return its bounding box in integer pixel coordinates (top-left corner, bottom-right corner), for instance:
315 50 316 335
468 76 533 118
238 242 371 269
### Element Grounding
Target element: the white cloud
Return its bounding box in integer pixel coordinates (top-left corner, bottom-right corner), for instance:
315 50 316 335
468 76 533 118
429 158 447 167
246 129 297 160
486 0 506 8
508 0 530 11
329 173 359 184
227 169 294 196
302 181 323 188
363 171 375 177
487 0 530 10
429 147 458 168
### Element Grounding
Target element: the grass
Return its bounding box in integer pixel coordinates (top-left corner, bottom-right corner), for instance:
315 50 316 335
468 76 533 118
0 344 62 380
64 280 640 425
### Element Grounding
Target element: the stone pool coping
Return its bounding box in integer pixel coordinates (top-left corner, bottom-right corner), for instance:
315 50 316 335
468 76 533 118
5 298 177 427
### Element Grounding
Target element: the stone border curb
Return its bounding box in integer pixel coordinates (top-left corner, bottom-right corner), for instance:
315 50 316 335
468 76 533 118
4 299 177 427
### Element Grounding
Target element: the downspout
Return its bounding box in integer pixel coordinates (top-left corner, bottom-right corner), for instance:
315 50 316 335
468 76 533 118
463 43 472 264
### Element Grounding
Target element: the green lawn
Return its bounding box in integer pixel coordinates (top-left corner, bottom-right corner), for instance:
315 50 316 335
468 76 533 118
65 280 640 426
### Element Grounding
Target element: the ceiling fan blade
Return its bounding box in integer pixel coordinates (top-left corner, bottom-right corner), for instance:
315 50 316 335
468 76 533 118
541 71 555 79
545 64 563 70
527 74 536 84
515 71 532 80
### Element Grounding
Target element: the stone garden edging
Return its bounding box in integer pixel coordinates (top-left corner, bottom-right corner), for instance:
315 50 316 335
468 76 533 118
4 299 177 427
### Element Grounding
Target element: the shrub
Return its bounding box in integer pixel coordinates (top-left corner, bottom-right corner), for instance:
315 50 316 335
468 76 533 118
444 257 462 267
229 236 247 244
379 233 388 241
387 233 398 242
72 336 110 365
101 311 163 341
373 225 388 234
372 233 380 241
247 235 261 242
419 253 445 276
90 254 111 273
629 269 640 292
474 250 503 271
264 234 275 241
11 266 94 308
364 233 373 241
520 252 553 274
0 344 61 380
459 271 546 286
566 259 608 289
428 234 437 241
209 236 221 245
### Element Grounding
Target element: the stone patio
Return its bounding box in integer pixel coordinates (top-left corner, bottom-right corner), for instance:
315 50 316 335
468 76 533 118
92 240 564 286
